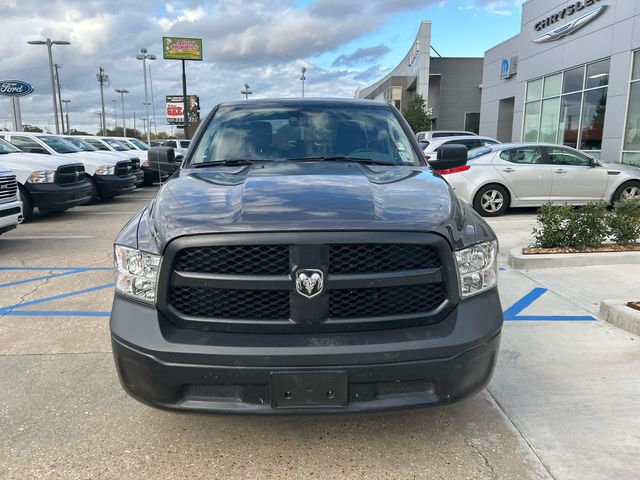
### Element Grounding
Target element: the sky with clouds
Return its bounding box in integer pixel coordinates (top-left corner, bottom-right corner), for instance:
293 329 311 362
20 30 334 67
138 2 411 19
0 0 524 134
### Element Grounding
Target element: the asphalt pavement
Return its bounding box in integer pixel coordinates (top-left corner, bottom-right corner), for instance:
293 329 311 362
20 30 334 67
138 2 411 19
0 188 637 479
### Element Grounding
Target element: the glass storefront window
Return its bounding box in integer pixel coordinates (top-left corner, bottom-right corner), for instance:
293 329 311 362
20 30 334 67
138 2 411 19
623 152 640 167
586 59 610 89
526 78 543 102
563 66 584 94
543 74 562 98
580 88 608 151
624 82 640 151
523 101 541 142
558 93 582 148
633 53 640 81
540 98 561 143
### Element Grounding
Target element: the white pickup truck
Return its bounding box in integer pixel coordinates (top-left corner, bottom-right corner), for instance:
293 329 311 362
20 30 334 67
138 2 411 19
0 137 90 219
0 133 137 202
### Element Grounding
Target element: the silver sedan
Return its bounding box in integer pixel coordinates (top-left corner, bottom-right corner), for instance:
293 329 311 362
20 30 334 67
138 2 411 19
437 143 640 216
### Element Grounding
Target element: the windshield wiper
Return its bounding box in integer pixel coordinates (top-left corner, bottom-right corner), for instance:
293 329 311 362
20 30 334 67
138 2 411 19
291 156 398 166
192 159 254 168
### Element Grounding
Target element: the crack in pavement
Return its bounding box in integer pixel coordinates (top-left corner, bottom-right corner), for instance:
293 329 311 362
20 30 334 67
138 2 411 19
0 271 54 318
466 440 498 480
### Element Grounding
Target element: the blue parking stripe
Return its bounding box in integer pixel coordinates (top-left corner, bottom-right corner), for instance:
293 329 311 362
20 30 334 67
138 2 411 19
0 283 114 315
504 287 596 322
0 269 90 289
0 267 112 271
3 310 110 317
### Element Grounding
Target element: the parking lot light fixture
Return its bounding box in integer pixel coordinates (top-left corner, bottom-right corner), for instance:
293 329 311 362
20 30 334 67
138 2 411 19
241 84 252 100
115 89 130 138
27 39 70 134
300 67 306 97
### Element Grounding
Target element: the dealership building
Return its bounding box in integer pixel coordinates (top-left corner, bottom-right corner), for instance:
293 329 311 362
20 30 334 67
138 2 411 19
480 0 640 165
355 21 484 133
357 1 640 165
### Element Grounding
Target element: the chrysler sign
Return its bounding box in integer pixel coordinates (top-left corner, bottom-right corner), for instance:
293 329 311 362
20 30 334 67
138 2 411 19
533 1 606 43
0 80 34 97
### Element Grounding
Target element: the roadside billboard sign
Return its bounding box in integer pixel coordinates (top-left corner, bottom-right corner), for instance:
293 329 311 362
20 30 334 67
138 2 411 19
166 95 200 125
0 80 34 97
162 37 203 61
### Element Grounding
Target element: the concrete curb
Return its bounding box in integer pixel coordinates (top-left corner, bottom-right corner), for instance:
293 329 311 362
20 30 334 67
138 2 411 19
600 300 640 336
508 247 640 270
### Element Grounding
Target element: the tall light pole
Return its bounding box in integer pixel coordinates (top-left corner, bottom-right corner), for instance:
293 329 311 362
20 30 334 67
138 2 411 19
112 99 118 131
115 89 129 138
96 67 109 134
300 67 306 98
54 63 65 133
27 38 70 134
61 99 71 134
241 83 252 100
148 64 158 136
136 48 156 145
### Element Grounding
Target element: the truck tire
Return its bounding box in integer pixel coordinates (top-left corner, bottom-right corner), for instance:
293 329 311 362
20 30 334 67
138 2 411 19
18 184 34 220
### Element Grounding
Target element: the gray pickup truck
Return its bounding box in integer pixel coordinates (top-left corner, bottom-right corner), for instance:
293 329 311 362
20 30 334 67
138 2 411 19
110 98 503 414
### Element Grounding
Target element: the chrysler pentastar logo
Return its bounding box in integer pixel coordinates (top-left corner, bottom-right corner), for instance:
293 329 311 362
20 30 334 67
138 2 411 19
295 269 324 298
533 4 606 43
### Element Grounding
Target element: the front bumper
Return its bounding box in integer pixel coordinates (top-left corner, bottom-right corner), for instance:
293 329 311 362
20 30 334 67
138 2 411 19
26 180 92 212
94 174 137 198
110 289 503 414
0 199 22 234
133 170 144 187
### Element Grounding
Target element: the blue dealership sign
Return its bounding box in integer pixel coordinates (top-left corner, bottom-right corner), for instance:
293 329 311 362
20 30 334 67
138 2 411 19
0 80 34 97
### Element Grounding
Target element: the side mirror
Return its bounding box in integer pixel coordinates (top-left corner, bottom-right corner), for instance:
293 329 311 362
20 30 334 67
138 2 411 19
430 144 468 171
148 146 176 164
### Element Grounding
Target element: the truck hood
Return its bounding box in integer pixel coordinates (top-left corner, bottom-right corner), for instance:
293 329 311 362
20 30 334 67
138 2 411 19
136 162 486 253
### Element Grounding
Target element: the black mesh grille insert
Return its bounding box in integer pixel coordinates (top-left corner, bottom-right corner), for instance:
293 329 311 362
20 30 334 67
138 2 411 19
175 245 289 275
169 286 290 320
329 283 446 319
329 244 441 274
115 161 132 176
55 165 85 185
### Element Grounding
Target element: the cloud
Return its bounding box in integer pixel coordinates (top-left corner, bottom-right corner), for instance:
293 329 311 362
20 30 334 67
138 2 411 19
332 45 391 67
461 0 521 16
0 0 443 133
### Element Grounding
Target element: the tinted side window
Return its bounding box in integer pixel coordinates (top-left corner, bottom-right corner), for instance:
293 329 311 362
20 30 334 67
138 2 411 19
445 139 480 150
545 147 591 166
499 147 543 164
165 141 176 147
85 139 109 151
10 136 48 154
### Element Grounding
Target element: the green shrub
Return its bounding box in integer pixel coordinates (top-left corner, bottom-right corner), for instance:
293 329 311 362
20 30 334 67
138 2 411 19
571 202 609 249
533 203 575 248
533 202 609 249
608 199 640 245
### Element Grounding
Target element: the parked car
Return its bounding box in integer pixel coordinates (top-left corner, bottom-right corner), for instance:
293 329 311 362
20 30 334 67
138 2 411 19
79 136 160 187
0 133 137 202
0 167 23 235
416 130 477 143
110 98 503 414
422 136 500 161
437 143 640 216
163 138 190 157
0 137 91 219
62 136 144 187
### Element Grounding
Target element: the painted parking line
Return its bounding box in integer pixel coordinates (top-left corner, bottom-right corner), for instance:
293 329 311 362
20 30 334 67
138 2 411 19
0 267 113 317
504 287 596 322
1 236 96 240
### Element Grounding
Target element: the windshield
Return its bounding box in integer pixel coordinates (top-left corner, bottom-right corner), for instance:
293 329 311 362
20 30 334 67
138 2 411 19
102 138 128 151
64 137 98 152
39 136 81 154
126 138 149 151
0 138 21 154
190 105 421 166
468 146 492 160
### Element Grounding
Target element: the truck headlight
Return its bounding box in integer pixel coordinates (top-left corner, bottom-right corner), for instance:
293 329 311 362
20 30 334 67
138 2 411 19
27 170 55 183
142 159 149 167
455 240 498 298
95 165 115 175
114 245 161 304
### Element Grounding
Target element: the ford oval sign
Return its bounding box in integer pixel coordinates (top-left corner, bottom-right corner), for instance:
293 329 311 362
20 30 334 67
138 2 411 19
0 80 34 97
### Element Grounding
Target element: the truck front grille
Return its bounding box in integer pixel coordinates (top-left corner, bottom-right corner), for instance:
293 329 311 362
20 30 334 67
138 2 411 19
55 164 85 185
0 174 18 202
130 158 140 172
160 233 456 333
115 161 132 177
